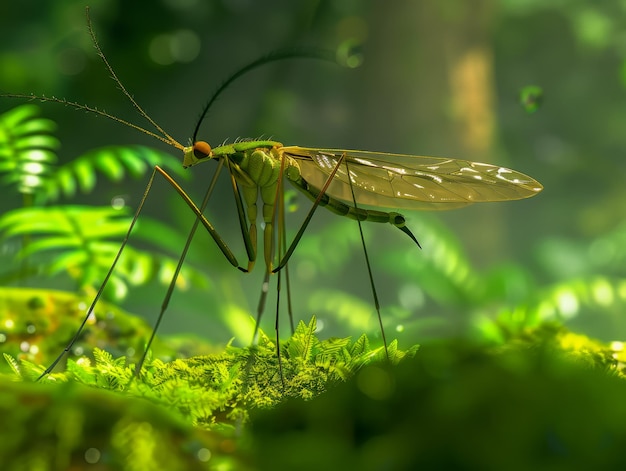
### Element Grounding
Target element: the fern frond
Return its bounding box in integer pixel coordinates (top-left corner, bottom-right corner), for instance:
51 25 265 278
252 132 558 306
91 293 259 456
0 105 59 195
42 145 186 202
286 317 318 362
3 353 22 379
0 205 208 300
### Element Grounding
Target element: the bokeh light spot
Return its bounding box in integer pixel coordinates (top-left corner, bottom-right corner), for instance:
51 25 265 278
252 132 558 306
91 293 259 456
197 447 212 462
555 289 579 318
149 30 201 65
315 318 325 333
336 39 364 69
84 447 101 464
398 284 424 310
357 366 394 400
591 279 614 306
111 195 126 210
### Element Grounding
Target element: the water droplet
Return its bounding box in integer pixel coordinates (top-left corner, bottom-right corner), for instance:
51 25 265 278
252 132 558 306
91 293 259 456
395 324 404 333
315 319 325 333
4 319 15 329
84 447 101 464
29 344 39 355
126 347 136 357
26 323 36 334
20 341 30 352
519 85 543 113
0 333 6 343
73 346 84 356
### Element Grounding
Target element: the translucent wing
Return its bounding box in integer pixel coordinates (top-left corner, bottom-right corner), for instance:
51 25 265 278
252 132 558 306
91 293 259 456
282 147 543 211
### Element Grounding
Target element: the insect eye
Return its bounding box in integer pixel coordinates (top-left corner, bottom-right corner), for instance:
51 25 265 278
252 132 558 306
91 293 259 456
193 141 212 159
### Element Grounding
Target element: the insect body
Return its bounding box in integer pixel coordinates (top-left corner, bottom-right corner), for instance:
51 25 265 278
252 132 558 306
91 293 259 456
184 139 542 273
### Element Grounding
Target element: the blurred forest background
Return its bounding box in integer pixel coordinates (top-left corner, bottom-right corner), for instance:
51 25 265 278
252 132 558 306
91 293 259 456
1 0 625 350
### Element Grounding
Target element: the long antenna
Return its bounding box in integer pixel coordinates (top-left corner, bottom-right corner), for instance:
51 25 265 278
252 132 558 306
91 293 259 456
84 7 181 148
192 48 335 143
2 8 336 152
0 8 184 151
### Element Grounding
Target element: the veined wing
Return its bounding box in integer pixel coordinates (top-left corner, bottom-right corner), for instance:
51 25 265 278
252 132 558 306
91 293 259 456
282 147 543 211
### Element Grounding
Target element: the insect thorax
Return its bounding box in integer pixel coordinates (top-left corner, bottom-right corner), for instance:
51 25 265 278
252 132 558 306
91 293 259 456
232 147 300 189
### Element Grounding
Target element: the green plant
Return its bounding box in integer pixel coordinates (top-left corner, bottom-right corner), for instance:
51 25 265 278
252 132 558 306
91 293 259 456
5 316 418 429
0 104 206 301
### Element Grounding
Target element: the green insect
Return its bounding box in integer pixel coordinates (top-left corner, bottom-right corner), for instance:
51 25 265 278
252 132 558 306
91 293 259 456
6 9 543 380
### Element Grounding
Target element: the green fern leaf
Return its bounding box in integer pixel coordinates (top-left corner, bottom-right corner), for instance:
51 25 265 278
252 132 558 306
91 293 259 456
73 158 97 193
287 317 317 362
0 205 208 300
0 105 59 195
93 348 115 367
66 358 97 385
350 333 371 357
318 336 351 356
42 145 186 203
3 353 22 379
15 359 47 381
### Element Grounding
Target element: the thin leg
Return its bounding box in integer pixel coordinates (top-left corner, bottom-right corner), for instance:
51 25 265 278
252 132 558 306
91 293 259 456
277 181 295 334
344 157 389 360
272 152 346 273
275 267 286 389
225 158 256 264
153 165 245 271
39 162 255 379
38 166 162 380
135 160 226 375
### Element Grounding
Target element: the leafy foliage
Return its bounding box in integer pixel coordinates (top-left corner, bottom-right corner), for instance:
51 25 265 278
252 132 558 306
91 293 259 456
4 318 624 471
7 317 418 431
0 104 59 196
41 144 184 203
0 105 206 301
0 206 207 299
0 105 184 204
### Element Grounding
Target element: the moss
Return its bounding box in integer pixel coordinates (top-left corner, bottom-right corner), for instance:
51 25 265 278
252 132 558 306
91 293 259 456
0 287 199 374
2 288 626 470
2 313 418 469
251 341 626 470
0 379 232 471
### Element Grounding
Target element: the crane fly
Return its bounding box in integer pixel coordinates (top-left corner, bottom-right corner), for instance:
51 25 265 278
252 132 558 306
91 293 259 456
3 8 542 381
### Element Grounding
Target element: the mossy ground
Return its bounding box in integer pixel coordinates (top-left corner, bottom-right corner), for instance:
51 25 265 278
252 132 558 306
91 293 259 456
1 288 626 470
